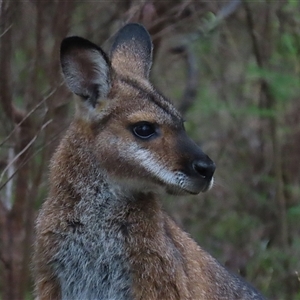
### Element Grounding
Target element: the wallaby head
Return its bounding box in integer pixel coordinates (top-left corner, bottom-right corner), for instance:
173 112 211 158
60 23 215 196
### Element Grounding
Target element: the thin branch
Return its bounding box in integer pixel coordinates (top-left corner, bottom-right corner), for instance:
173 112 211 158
167 0 241 114
0 1 25 125
4 147 14 210
0 86 60 148
0 123 66 192
0 24 12 39
243 1 264 68
195 0 242 38
170 45 199 115
152 0 241 42
0 120 52 186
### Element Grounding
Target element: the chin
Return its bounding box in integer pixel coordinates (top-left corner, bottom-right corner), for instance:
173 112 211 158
165 186 200 196
165 179 214 196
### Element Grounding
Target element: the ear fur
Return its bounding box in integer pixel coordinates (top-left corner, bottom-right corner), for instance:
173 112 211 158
110 23 153 79
60 37 111 108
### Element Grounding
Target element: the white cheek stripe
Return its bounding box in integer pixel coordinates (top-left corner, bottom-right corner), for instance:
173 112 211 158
208 177 214 191
120 143 178 186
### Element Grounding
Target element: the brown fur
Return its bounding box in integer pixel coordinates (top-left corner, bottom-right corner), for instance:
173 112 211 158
33 24 265 300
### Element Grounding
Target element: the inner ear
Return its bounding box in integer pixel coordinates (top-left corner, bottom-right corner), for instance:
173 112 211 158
60 36 111 108
110 23 153 79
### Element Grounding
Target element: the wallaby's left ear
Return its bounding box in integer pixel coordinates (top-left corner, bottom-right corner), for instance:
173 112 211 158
60 36 111 108
110 23 153 79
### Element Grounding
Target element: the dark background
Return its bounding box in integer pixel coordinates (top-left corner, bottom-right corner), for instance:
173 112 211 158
0 1 299 299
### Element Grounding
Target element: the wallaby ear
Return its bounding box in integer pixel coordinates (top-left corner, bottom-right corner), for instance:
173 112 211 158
60 36 111 108
110 23 153 79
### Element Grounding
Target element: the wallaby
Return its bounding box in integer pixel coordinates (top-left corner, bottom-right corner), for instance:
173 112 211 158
33 23 266 300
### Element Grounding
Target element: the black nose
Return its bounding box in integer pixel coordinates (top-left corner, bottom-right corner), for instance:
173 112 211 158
192 159 216 179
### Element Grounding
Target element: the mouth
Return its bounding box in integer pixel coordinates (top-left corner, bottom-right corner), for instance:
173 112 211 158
200 177 214 193
166 177 214 195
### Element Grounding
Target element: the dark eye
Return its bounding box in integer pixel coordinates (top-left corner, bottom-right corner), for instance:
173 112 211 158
132 122 156 139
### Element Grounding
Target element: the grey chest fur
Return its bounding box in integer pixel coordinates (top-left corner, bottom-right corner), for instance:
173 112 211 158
51 194 133 300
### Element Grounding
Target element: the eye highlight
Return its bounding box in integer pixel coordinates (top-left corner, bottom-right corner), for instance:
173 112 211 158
132 122 157 139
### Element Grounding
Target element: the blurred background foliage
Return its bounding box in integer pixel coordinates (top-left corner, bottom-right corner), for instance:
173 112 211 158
0 0 299 299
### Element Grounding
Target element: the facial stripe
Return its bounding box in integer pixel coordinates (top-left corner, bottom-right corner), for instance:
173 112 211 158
119 143 178 186
117 142 214 194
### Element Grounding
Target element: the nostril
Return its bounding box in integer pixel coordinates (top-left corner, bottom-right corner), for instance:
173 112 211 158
192 160 216 179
